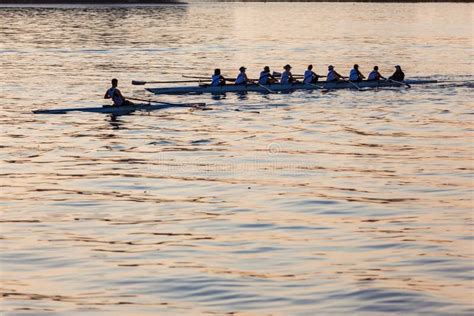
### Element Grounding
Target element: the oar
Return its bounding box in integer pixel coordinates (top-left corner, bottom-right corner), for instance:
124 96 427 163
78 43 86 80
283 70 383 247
182 75 210 80
273 71 304 78
257 83 276 94
183 75 237 81
126 97 205 108
388 79 411 88
132 79 208 85
250 80 276 94
347 80 362 91
183 75 260 82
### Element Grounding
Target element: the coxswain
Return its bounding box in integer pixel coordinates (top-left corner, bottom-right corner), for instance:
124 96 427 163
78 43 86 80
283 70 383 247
258 66 277 85
235 66 250 85
280 64 298 84
389 65 405 81
367 66 386 81
303 64 324 84
349 64 365 82
326 65 345 82
211 69 226 86
104 78 133 106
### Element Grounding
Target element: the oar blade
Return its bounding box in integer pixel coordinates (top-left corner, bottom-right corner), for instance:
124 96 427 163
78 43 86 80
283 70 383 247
132 80 146 85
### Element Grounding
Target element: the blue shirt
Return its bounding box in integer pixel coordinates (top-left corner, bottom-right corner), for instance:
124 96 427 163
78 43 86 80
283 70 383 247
304 70 314 83
368 70 379 81
349 69 360 81
280 70 290 84
235 72 247 84
259 71 270 85
211 74 223 86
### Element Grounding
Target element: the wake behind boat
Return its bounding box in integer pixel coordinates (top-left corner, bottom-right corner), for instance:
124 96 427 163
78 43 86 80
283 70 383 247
145 79 437 95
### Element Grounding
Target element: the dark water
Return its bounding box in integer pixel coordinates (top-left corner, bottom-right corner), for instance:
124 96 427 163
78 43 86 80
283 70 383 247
1 3 473 315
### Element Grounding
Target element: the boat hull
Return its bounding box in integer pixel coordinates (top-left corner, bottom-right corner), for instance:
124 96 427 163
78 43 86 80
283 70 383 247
146 80 437 95
33 102 203 115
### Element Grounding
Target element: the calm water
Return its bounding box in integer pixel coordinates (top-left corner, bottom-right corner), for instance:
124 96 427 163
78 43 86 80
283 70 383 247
1 3 473 315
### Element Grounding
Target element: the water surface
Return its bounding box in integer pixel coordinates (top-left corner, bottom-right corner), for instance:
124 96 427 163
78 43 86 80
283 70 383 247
1 3 473 315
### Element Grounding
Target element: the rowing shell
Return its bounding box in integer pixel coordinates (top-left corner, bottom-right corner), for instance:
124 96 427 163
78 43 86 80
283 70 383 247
33 102 205 115
146 79 437 95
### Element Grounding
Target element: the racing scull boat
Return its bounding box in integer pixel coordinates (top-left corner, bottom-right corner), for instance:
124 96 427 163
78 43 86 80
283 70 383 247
33 102 206 115
146 79 437 95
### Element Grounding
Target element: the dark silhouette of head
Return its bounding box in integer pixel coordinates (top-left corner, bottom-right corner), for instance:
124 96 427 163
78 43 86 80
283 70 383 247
328 65 334 70
214 69 221 75
354 64 359 69
284 64 292 70
264 66 270 72
239 66 246 72
374 66 379 71
111 78 118 87
308 64 313 70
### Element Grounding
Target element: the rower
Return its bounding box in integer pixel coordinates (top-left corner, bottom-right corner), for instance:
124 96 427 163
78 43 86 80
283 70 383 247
258 66 278 85
326 65 345 82
211 68 226 86
389 65 405 81
280 64 297 84
349 64 365 82
104 78 133 106
367 66 386 81
235 66 249 85
303 64 324 84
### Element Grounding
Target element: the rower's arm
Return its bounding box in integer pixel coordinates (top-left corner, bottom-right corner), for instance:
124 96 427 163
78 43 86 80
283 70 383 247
104 91 111 99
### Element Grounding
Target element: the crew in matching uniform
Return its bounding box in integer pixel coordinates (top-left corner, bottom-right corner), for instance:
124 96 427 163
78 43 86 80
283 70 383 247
258 66 278 85
211 69 226 86
349 64 365 82
367 66 385 81
303 64 324 84
235 66 250 85
104 78 133 106
280 64 298 84
389 65 405 81
326 65 345 82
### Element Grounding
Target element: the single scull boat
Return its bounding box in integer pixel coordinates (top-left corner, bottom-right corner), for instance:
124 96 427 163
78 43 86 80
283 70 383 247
33 102 206 115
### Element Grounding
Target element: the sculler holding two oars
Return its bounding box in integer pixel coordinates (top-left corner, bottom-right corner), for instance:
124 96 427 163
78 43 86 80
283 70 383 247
104 78 134 106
